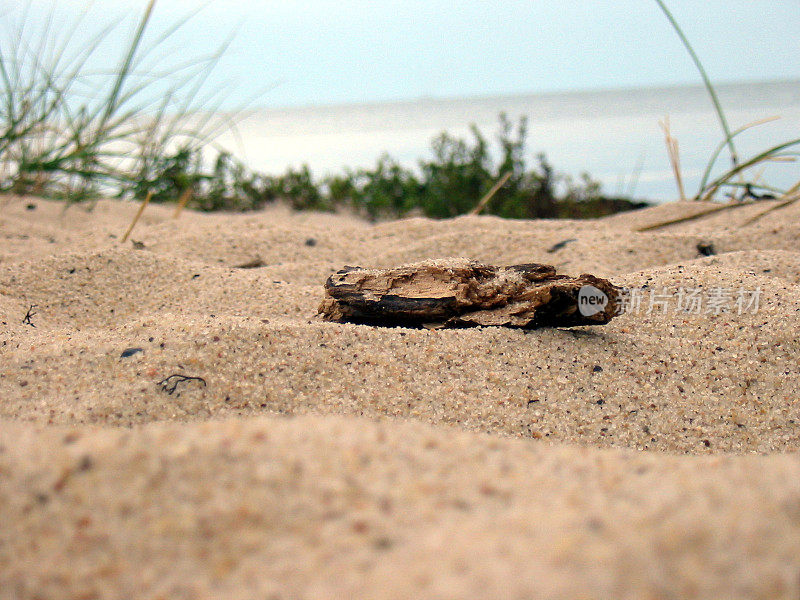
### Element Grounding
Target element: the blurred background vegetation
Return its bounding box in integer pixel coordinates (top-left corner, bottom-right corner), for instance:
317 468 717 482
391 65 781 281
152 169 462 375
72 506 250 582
55 0 800 223
0 1 649 220
130 114 648 220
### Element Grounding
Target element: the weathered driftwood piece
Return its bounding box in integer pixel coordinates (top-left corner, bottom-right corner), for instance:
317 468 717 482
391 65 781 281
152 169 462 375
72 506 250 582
319 259 620 328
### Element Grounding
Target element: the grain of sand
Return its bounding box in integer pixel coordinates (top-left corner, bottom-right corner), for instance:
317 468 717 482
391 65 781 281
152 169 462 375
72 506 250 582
1 194 800 598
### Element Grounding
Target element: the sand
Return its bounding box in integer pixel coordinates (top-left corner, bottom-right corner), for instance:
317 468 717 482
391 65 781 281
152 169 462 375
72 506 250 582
1 194 799 598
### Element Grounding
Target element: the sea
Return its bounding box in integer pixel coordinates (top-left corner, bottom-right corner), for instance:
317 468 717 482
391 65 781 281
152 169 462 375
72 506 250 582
218 79 800 203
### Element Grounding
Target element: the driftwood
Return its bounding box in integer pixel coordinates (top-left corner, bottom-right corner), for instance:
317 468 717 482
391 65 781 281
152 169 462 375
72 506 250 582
319 259 620 328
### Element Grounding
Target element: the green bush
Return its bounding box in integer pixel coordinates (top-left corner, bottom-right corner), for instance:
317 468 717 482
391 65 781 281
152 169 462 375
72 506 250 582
119 114 645 220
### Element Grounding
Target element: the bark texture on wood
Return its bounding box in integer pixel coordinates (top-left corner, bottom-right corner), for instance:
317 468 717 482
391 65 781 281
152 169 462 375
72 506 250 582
319 259 620 328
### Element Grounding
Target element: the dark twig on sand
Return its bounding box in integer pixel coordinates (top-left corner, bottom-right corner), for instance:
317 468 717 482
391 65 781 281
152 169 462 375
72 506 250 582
546 238 577 253
233 258 265 269
22 305 37 327
158 374 207 395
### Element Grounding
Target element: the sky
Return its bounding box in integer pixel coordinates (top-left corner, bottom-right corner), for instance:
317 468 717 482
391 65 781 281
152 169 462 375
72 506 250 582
9 0 800 109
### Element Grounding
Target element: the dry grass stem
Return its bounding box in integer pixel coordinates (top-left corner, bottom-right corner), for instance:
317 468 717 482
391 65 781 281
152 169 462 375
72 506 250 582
121 191 153 243
660 117 686 201
636 200 753 232
173 188 193 219
741 189 800 227
470 171 513 215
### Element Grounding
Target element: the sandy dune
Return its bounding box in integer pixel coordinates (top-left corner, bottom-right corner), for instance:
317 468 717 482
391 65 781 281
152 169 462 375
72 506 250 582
1 194 800 598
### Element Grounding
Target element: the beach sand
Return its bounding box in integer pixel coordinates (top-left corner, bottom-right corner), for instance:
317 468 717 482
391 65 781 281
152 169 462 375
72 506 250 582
1 194 799 598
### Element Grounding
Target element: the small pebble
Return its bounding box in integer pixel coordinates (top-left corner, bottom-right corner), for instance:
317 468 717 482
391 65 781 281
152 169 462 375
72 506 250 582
121 347 144 358
697 242 716 256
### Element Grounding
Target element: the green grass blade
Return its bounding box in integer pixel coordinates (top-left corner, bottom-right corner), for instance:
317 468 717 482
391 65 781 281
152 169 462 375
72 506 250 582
695 116 781 198
700 138 800 201
97 0 156 129
654 0 738 167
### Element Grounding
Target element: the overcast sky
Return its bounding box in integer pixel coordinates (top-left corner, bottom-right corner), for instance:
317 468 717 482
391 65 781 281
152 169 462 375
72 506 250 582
11 1 800 108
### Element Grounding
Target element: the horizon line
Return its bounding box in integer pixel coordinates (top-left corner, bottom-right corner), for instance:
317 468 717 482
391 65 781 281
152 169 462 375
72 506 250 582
253 76 800 113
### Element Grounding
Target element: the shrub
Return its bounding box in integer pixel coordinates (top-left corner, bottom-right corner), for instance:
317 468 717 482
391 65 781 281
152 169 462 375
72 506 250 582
119 114 644 219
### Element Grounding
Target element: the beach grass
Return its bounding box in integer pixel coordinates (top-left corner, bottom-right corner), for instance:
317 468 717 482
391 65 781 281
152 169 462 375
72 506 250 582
0 0 242 205
656 0 799 204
